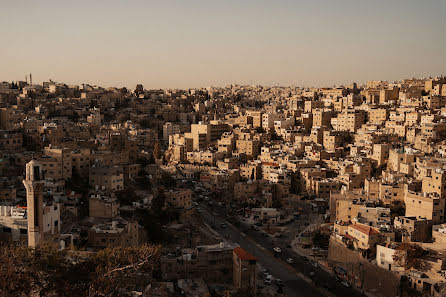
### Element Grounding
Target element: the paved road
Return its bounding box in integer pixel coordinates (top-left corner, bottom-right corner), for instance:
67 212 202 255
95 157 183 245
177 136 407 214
199 204 328 297
199 202 366 297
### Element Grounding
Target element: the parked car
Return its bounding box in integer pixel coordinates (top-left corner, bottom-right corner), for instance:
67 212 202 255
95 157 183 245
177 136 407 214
276 279 283 286
220 223 227 228
264 274 273 285
273 247 282 253
341 281 351 288
286 258 294 264
312 262 319 268
197 208 203 213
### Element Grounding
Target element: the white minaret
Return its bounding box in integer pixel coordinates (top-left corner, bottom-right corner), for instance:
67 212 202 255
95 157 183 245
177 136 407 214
23 160 44 248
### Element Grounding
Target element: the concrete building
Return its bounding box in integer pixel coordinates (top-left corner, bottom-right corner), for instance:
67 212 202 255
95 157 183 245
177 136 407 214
233 247 257 296
165 189 192 209
89 165 124 192
404 190 445 224
163 122 181 141
88 220 139 248
376 243 404 272
89 192 120 219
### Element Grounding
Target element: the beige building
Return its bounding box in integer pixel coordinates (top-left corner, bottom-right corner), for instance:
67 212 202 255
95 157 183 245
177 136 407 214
422 168 446 199
371 143 389 166
334 110 365 132
89 192 120 219
312 109 333 127
347 223 380 251
394 216 432 242
161 242 236 283
89 165 124 192
379 87 399 104
88 220 139 248
376 243 404 272
236 139 260 158
262 113 285 131
233 247 257 296
404 190 445 224
368 108 389 124
165 189 192 209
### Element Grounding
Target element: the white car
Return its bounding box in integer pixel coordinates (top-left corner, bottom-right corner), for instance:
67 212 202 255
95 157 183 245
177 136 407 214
273 247 282 253
286 258 294 264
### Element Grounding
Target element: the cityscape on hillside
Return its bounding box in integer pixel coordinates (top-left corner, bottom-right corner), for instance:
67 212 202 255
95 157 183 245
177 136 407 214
2 0 446 296
0 76 446 297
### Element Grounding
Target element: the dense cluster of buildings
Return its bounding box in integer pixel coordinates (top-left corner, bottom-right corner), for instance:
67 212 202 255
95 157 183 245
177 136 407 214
1 75 446 296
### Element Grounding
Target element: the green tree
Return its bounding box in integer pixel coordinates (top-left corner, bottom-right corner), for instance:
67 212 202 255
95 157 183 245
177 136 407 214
151 188 166 214
390 200 405 220
392 243 429 271
0 244 160 297
153 141 161 160
135 84 144 96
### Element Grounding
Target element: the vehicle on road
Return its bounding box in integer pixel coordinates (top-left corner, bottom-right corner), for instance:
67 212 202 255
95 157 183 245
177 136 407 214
264 274 273 285
220 223 227 228
197 208 203 213
193 202 199 206
312 262 319 268
273 247 282 253
341 281 351 288
276 279 283 286
286 258 294 264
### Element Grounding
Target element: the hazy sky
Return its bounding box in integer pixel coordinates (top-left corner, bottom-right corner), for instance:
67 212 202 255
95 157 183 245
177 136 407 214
1 0 445 89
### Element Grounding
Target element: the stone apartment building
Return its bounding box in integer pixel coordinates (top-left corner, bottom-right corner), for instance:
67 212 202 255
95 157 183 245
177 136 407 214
89 165 124 192
0 130 22 152
161 242 237 283
404 190 445 224
88 219 139 249
89 192 120 219
233 247 257 296
164 189 192 209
